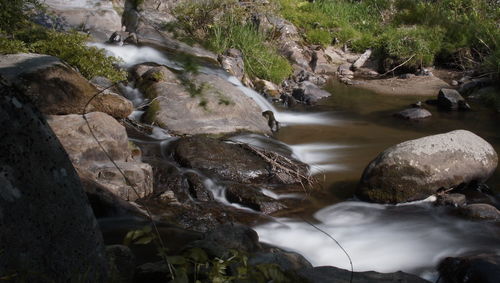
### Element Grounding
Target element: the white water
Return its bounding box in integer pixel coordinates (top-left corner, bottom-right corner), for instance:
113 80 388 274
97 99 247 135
90 43 335 126
290 144 350 175
255 201 500 280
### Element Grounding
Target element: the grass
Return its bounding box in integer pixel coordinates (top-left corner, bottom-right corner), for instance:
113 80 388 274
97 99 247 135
277 0 500 73
170 0 292 84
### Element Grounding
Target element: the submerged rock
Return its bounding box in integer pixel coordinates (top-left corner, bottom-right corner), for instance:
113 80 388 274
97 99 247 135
357 130 498 204
0 85 108 281
394 108 432 120
0 53 133 118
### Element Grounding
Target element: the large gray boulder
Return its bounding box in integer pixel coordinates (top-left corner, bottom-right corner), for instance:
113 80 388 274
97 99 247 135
357 130 498 203
48 112 153 201
0 85 108 281
0 53 133 118
43 0 122 33
137 65 271 135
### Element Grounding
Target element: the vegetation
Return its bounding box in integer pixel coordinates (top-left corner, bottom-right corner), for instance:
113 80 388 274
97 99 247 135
124 226 291 283
169 0 292 84
278 0 500 74
0 0 126 82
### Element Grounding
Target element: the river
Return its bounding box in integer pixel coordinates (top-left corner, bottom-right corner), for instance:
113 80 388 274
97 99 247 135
92 42 500 281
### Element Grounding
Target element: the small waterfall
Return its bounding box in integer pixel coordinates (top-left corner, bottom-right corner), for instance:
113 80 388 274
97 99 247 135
90 43 335 126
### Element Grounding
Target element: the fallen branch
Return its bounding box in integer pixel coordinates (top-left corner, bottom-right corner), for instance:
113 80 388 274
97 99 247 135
380 54 416 77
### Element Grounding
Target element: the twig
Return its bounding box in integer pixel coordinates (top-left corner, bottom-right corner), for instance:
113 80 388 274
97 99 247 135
302 217 354 283
380 54 416 77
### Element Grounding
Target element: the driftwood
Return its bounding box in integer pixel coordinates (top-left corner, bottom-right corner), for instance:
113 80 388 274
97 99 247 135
236 143 317 192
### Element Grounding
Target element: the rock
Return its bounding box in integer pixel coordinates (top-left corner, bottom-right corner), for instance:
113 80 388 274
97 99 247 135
225 183 286 214
436 193 467 207
134 261 171 283
48 112 153 201
203 224 261 254
357 130 498 204
0 53 133 118
438 254 500 283
458 77 494 95
451 80 459 86
279 40 312 71
438 88 470 111
43 0 122 33
297 266 429 283
351 49 372 70
249 248 313 272
394 108 432 120
82 174 145 218
255 79 280 97
312 50 337 75
292 81 331 104
338 63 354 78
459 204 500 220
184 171 214 202
400 73 416 79
170 136 269 184
0 85 108 281
219 49 245 81
137 65 271 135
106 245 135 283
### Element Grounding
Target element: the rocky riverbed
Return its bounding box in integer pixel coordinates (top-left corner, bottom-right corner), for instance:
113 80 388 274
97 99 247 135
1 0 499 282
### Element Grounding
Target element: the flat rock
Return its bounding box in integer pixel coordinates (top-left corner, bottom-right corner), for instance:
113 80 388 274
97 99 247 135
357 130 498 203
394 108 432 120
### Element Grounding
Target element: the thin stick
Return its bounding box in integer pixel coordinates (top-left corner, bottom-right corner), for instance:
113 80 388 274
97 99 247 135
302 217 354 283
380 54 416 77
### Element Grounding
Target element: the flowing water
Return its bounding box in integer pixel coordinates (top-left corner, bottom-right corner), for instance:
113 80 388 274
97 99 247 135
93 43 500 280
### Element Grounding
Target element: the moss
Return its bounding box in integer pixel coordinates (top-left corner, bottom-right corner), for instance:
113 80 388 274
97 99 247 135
143 99 160 125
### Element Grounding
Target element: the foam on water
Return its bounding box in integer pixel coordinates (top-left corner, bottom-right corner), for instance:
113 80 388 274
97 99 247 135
290 143 350 174
88 43 182 69
255 201 500 279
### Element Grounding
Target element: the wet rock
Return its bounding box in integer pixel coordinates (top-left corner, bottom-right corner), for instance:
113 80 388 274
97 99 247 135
458 77 494 95
184 171 214 202
297 266 429 283
225 183 286 214
48 112 153 201
43 0 122 32
436 193 467 207
170 136 269 184
219 48 245 81
0 53 133 118
0 85 108 281
198 224 261 257
357 130 498 204
134 261 170 283
394 108 432 120
262 110 280 132
249 248 313 271
338 63 355 78
438 254 500 283
255 79 280 97
438 88 470 111
106 245 135 283
459 204 500 220
170 135 308 185
137 65 270 135
292 81 331 104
